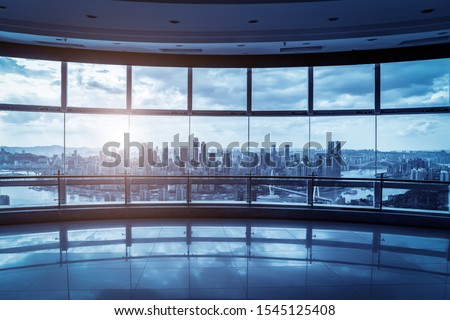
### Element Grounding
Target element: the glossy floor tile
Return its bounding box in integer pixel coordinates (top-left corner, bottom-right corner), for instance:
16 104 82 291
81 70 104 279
0 218 449 300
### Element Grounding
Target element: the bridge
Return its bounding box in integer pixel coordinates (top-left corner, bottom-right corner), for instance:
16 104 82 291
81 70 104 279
0 166 52 176
261 185 333 204
352 159 395 169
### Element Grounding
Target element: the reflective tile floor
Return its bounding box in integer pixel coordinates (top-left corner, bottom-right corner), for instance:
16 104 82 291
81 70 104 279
0 218 449 300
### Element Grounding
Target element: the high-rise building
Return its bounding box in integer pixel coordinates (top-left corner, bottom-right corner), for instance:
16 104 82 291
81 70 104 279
325 141 342 177
284 144 290 167
411 168 418 180
417 168 427 180
0 195 10 205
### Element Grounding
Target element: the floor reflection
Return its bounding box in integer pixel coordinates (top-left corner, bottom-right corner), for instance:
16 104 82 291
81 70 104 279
0 219 449 300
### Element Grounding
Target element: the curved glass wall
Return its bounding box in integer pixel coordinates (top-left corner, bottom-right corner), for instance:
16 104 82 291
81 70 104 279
0 56 449 214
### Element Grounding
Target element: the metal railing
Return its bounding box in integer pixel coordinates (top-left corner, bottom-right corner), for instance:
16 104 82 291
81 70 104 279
0 173 449 214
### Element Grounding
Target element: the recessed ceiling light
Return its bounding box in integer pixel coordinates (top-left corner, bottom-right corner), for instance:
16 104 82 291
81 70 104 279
86 14 97 19
248 19 259 24
421 8 435 14
169 20 180 24
328 17 339 22
367 38 377 42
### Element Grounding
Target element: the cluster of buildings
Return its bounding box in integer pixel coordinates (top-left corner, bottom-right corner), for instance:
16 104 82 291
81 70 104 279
383 155 450 181
1 142 450 206
0 148 62 175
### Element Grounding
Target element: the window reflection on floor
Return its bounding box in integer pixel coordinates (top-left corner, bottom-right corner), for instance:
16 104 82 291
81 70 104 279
0 219 449 300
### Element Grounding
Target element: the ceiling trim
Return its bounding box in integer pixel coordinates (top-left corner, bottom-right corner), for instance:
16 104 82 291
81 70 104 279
0 41 449 68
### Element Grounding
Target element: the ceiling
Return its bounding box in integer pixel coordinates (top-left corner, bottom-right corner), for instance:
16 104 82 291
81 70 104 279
0 0 449 56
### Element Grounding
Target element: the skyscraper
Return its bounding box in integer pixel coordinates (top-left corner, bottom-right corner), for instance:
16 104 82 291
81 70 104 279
326 140 342 177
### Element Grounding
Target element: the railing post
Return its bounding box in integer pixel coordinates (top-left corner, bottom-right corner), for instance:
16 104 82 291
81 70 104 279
307 174 314 206
247 175 252 205
124 172 130 205
379 173 384 210
448 184 450 214
57 170 61 208
57 170 67 207
186 176 191 205
374 174 382 210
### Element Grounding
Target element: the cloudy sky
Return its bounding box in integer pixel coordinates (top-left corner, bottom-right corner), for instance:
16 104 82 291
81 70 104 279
0 56 449 152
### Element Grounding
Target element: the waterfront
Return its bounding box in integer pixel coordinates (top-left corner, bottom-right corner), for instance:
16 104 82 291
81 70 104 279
0 169 411 208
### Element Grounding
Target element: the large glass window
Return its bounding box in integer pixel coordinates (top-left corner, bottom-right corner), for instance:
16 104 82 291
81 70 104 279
0 57 60 106
129 116 190 202
0 111 64 175
249 118 310 206
314 64 374 110
129 115 189 176
310 116 376 178
132 66 187 110
252 67 308 111
189 117 248 202
68 62 126 109
309 116 376 208
377 114 450 212
0 111 63 207
249 117 309 176
65 114 129 175
377 114 450 180
64 114 129 205
381 58 449 109
193 68 246 110
189 116 248 174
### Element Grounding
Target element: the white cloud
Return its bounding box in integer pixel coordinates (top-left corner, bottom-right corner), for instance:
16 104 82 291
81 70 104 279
133 66 187 110
193 68 246 110
0 58 60 106
67 62 126 108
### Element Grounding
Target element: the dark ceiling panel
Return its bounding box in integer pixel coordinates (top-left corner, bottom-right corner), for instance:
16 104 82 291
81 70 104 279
398 36 449 46
115 0 340 4
1 41 449 68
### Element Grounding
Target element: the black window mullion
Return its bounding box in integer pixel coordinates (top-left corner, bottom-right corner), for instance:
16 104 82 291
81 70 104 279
61 62 67 112
375 63 381 115
188 67 193 114
308 66 314 116
126 65 132 113
247 68 252 115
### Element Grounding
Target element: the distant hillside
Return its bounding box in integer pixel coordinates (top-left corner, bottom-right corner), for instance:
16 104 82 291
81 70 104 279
1 146 100 157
